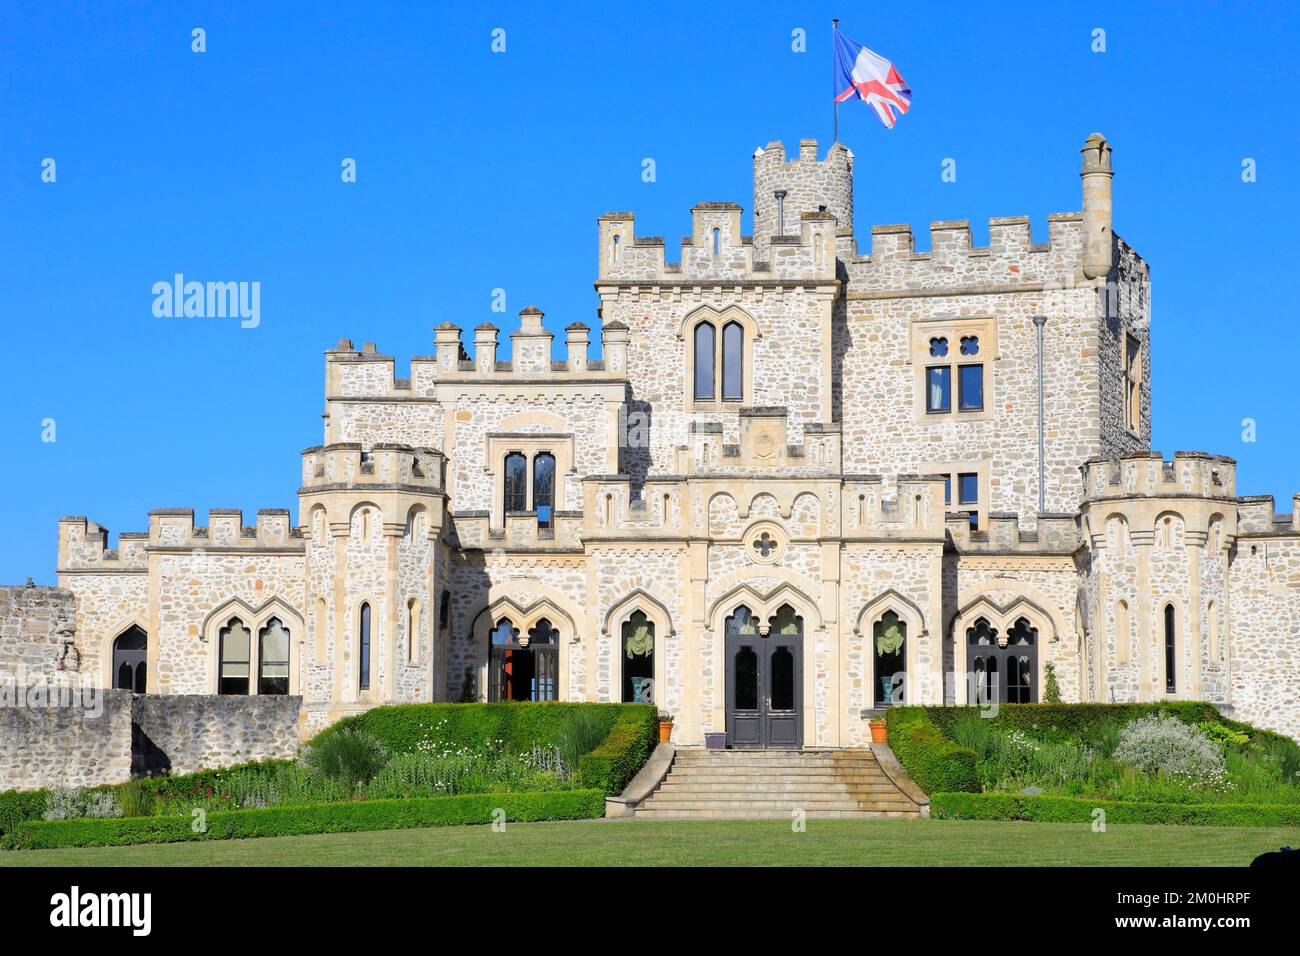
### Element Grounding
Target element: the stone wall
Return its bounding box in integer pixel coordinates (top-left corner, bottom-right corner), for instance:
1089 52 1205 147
0 688 134 791
0 584 78 678
1227 536 1300 740
131 695 302 776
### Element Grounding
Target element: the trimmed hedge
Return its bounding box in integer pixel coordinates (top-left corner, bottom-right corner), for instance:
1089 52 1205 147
0 791 47 838
2 790 606 850
921 702 1266 741
311 702 658 795
884 707 978 795
932 791 1300 828
577 706 659 795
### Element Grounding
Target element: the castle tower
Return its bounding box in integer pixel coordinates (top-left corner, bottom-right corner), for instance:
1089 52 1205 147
1081 132 1114 279
752 139 854 261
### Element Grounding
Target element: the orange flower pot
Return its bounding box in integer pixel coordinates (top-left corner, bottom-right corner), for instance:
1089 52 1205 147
658 720 674 743
869 719 888 744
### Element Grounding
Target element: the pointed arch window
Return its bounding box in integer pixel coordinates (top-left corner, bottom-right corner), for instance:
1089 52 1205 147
112 626 148 694
721 321 743 400
257 618 290 695
694 321 716 400
359 602 372 691
218 618 251 695
873 611 906 707
488 616 558 702
1164 604 1177 693
621 610 655 704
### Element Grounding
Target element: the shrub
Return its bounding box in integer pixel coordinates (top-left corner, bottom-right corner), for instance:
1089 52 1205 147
41 787 120 821
3 791 607 850
1113 713 1225 782
577 706 659 795
117 779 157 818
0 791 47 836
556 709 616 778
885 707 978 795
1043 663 1062 703
302 727 388 788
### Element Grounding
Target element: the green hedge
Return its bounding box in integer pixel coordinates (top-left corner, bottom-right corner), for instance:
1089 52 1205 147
311 702 657 795
920 702 1259 740
884 707 978 795
932 791 1300 828
3 790 606 850
0 791 47 838
577 706 659 794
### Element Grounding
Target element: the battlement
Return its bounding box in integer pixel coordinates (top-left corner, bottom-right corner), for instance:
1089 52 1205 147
1081 451 1237 501
325 311 627 400
753 140 853 261
449 509 587 552
842 474 947 538
58 509 304 570
947 512 1080 554
596 199 838 284
1236 494 1300 537
300 443 445 493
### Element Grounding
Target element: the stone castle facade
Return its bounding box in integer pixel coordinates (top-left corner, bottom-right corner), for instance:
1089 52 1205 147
39 133 1300 746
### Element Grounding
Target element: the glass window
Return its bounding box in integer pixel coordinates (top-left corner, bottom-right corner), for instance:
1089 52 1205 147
503 452 527 513
943 475 951 506
770 646 795 711
958 473 978 505
533 452 555 529
219 618 251 695
258 618 290 695
769 604 802 635
622 611 655 704
725 605 758 636
1164 604 1176 693
359 602 371 691
694 322 716 400
928 337 948 357
958 363 983 410
733 645 758 710
960 335 980 356
721 321 743 400
111 626 148 694
926 366 951 412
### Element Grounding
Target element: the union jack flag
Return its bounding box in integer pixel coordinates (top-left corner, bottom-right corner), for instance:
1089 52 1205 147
833 30 911 129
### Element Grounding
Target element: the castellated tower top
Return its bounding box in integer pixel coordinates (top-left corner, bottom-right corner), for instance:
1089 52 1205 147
752 139 853 261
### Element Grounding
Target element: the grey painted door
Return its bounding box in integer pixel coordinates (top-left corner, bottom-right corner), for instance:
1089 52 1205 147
725 629 803 749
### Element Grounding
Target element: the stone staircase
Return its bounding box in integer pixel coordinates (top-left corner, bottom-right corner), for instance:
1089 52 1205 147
634 748 924 820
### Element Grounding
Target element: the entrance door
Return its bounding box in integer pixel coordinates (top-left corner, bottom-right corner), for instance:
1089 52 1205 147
724 605 803 749
966 616 1038 704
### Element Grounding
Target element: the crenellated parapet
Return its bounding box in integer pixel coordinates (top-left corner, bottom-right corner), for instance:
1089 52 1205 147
325 309 627 404
300 443 444 493
57 509 305 571
595 203 838 284
842 474 947 538
680 408 841 476
947 512 1080 554
1080 451 1237 502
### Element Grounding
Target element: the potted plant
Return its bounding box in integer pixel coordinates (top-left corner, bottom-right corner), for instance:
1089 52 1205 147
657 711 674 743
868 718 888 744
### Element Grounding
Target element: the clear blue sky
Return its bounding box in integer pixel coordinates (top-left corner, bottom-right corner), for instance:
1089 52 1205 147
1 1 1296 583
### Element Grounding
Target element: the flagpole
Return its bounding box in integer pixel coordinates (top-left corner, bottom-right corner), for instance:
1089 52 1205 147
832 18 839 144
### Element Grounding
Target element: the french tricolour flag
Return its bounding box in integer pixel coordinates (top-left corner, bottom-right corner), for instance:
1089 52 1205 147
833 30 911 129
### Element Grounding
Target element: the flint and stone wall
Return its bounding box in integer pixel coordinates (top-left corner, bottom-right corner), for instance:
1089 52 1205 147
131 694 302 776
0 688 134 791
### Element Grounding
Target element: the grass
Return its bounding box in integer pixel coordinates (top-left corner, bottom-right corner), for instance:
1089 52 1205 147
2 818 1296 867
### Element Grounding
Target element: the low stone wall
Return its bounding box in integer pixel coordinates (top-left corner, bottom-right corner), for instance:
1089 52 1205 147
0 687 133 791
0 584 78 677
131 695 302 776
0 690 302 792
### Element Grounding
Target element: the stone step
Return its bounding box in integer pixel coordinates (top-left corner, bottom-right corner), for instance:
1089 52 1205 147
640 799 918 812
654 777 901 790
635 808 921 820
671 762 882 773
668 767 889 778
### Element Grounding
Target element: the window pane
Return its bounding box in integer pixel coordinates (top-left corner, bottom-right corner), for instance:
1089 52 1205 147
694 323 715 399
258 619 290 695
960 335 979 356
533 452 555 528
928 336 948 357
219 619 251 695
958 473 978 505
943 475 951 505
721 322 743 400
734 645 758 710
958 363 983 410
926 366 951 412
622 611 655 704
503 453 527 512
359 603 371 690
770 646 794 710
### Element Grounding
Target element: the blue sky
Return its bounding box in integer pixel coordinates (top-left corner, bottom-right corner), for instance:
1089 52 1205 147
0 0 1296 583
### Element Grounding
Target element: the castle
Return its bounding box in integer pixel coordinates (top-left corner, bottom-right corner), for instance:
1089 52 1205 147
43 134 1300 747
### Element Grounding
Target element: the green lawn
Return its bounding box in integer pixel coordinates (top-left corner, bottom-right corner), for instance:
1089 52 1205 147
3 818 1296 866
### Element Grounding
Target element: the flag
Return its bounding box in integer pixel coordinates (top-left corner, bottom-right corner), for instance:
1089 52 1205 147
833 30 911 128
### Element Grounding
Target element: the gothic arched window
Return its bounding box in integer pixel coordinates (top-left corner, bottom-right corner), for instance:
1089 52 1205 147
359 602 372 691
621 611 655 704
503 453 527 513
1164 603 1177 693
533 452 555 529
258 618 290 695
112 626 148 694
722 321 743 401
694 321 716 400
219 618 251 695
